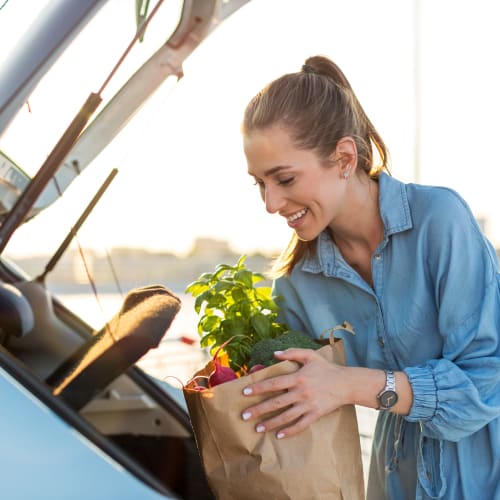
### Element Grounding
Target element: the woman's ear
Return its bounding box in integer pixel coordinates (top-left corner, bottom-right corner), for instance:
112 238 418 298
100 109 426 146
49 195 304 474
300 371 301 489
332 136 357 179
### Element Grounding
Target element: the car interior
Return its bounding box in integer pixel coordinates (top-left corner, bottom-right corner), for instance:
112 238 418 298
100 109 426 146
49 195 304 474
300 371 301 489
0 269 214 499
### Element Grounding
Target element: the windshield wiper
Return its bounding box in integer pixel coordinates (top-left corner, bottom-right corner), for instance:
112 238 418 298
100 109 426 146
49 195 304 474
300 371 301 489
35 168 118 284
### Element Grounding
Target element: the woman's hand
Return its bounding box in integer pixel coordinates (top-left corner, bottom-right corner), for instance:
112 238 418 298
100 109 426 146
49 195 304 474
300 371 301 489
241 348 350 439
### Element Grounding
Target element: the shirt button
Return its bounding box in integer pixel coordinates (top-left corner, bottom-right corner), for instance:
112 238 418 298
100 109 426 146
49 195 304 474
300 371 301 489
378 338 385 347
374 254 381 260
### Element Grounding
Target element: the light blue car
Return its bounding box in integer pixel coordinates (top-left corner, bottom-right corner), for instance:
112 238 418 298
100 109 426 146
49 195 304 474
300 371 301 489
0 1 249 498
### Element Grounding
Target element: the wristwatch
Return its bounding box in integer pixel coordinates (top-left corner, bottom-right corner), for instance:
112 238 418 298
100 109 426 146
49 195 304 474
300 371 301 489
377 370 398 410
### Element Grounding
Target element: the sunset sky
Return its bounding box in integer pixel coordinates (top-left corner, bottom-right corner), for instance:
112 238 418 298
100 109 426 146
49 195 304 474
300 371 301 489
1 0 499 258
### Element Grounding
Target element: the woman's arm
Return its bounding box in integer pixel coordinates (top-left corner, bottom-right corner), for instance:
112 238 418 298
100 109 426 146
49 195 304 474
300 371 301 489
401 191 500 441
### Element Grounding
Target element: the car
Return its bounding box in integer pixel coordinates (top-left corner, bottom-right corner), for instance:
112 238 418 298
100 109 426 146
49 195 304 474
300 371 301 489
0 1 250 498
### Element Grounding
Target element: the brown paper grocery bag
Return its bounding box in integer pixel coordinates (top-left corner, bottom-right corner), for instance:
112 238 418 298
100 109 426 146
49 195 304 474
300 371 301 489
183 339 365 500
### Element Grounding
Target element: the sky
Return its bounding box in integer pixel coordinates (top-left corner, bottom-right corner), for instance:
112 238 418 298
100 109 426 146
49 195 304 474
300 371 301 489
0 0 499 258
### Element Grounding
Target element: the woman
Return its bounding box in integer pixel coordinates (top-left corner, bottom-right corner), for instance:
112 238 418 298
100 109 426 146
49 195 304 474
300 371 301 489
240 55 500 499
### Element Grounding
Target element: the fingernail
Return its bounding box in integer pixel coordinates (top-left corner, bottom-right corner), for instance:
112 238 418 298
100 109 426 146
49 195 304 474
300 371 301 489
274 350 284 355
256 424 265 433
241 412 252 421
276 432 285 439
243 387 253 396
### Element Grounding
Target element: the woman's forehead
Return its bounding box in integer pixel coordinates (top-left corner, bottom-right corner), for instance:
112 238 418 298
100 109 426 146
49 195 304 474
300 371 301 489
245 132 321 177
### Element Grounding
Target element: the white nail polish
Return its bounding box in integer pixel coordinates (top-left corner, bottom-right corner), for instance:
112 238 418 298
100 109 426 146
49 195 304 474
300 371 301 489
256 424 265 433
276 432 285 439
243 387 253 395
241 412 251 421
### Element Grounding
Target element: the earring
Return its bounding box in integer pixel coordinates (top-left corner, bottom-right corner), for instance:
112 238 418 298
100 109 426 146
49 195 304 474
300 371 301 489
343 170 350 180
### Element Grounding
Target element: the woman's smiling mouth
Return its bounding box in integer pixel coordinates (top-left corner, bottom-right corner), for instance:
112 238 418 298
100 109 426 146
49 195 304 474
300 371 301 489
286 208 308 224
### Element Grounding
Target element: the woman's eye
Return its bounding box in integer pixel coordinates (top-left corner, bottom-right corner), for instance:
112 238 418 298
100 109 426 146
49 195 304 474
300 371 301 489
277 177 294 186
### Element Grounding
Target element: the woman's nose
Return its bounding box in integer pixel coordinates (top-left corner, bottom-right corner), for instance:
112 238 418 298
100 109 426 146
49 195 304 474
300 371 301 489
264 186 284 214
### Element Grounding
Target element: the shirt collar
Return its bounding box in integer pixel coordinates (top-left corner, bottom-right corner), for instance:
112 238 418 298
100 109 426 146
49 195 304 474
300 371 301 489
301 172 413 274
378 172 413 236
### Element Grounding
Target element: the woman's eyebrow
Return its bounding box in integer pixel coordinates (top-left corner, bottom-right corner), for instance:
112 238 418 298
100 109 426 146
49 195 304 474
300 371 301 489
248 165 293 178
263 165 292 176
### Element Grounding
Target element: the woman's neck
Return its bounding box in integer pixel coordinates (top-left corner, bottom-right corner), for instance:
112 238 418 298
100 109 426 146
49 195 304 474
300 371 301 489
329 175 384 254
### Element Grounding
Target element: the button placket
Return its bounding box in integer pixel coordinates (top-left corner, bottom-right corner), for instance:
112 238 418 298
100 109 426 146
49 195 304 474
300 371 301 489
372 252 383 292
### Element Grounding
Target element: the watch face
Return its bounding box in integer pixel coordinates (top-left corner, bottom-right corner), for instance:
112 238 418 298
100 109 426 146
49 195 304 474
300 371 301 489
379 390 398 409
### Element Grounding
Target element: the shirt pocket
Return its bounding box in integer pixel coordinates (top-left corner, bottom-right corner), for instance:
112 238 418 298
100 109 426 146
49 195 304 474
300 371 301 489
390 299 443 364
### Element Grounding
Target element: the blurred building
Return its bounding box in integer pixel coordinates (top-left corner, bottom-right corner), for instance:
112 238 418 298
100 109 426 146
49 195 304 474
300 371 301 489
187 237 234 259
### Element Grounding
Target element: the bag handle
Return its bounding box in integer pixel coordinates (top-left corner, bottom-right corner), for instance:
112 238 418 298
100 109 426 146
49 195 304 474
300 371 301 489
319 321 355 345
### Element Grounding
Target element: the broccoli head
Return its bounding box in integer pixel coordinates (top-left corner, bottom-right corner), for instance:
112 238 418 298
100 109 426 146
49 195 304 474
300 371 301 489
248 330 321 368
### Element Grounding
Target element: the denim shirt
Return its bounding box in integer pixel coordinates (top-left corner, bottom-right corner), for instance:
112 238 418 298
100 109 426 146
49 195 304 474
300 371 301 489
273 173 500 499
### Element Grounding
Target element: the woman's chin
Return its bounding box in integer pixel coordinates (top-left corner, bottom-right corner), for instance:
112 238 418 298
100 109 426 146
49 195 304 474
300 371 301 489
294 228 320 242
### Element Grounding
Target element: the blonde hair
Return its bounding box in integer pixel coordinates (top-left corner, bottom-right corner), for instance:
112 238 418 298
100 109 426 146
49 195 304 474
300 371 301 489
242 55 390 276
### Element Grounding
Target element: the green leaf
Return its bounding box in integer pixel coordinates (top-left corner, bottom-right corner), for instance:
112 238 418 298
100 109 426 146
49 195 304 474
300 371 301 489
255 286 272 300
234 269 253 288
185 280 206 296
204 293 226 309
214 264 234 280
231 286 247 303
199 315 220 334
194 292 211 314
251 313 271 338
200 332 216 348
259 298 280 312
221 317 247 337
214 279 235 292
251 273 266 284
229 299 251 319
